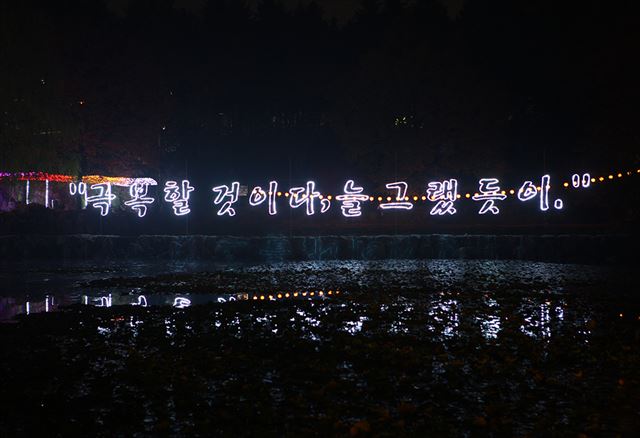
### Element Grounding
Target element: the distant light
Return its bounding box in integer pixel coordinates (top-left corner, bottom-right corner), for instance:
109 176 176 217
617 173 622 178
465 193 470 199
608 175 613 179
509 189 515 195
413 196 418 201
563 182 569 187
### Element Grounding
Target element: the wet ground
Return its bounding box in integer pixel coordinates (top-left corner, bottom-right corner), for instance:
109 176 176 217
1 260 639 436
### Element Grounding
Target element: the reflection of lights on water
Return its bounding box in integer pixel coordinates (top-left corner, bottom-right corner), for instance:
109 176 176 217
476 296 501 340
343 315 369 335
96 295 112 307
519 299 568 340
427 296 459 338
132 295 148 307
173 297 191 308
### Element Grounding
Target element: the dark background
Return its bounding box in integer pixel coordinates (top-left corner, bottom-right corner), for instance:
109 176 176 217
1 0 639 233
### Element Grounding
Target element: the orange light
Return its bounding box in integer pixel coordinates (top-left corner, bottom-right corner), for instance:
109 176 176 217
617 173 622 178
413 196 418 201
277 191 282 196
277 293 282 299
608 175 613 179
268 295 273 300
619 313 623 318
591 178 596 183
285 192 289 197
310 291 315 296
563 182 569 187
285 293 290 298
260 295 265 300
421 195 426 201
536 186 541 191
465 193 470 199
404 196 409 201
253 296 258 300
293 292 299 297
318 291 323 296
501 190 506 195
599 177 604 181
328 290 333 295
327 195 332 200
377 196 382 202
386 196 392 201
319 195 324 199
509 189 515 195
369 196 374 201
456 194 461 199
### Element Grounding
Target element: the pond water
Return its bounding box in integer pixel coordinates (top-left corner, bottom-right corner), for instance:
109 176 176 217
1 260 638 435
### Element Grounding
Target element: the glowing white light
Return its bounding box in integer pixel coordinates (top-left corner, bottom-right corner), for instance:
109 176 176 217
320 198 331 213
582 173 591 188
173 297 191 308
212 182 240 216
164 180 194 216
45 180 49 208
26 301 30 315
25 180 30 205
249 181 278 215
335 179 369 217
289 181 323 215
518 175 561 211
217 297 227 303
45 295 49 312
69 182 87 203
517 180 538 201
86 183 116 216
571 173 580 188
427 179 458 215
472 178 506 215
132 295 148 307
379 182 413 210
125 180 155 217
97 295 112 307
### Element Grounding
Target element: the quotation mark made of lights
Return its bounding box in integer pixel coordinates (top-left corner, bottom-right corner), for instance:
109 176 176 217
69 181 87 197
571 173 591 188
